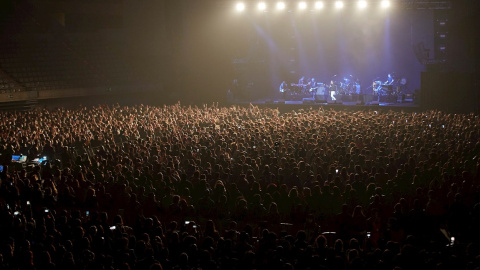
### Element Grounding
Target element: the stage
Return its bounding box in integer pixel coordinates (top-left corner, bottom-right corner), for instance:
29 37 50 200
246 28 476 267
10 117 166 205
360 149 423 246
230 92 420 113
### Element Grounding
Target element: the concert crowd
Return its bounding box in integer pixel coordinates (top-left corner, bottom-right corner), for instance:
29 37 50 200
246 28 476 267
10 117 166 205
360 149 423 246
0 103 479 270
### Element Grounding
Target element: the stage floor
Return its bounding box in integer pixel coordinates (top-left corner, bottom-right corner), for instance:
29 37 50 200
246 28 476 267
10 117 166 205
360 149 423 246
231 93 420 113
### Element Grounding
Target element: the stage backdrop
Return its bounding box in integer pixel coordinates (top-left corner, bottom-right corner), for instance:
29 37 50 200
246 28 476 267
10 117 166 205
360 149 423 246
227 8 434 98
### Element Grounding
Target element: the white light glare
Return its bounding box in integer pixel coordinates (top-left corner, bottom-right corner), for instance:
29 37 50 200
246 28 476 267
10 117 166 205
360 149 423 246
358 0 367 9
235 2 245 12
314 1 324 10
276 2 286 10
298 1 307 10
335 1 344 9
381 0 391 8
258 2 267 11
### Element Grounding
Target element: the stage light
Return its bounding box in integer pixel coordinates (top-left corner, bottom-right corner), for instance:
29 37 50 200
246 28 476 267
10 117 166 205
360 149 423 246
298 1 307 10
276 2 286 10
235 2 245 12
314 1 324 10
258 2 267 11
357 0 367 9
335 1 344 9
381 0 390 8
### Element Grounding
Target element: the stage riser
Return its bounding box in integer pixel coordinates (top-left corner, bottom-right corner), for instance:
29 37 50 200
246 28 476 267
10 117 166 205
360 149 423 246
237 103 420 114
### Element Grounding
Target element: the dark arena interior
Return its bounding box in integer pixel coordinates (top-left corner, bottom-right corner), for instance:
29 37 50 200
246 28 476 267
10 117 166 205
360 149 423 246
0 0 479 269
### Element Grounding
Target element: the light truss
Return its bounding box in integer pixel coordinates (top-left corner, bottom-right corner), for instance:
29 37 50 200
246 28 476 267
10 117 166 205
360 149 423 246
398 0 451 10
225 1 451 10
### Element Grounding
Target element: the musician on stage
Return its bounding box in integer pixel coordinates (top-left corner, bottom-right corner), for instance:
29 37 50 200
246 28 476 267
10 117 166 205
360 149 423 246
279 81 288 100
308 78 317 96
384 73 394 85
298 76 305 85
296 76 307 94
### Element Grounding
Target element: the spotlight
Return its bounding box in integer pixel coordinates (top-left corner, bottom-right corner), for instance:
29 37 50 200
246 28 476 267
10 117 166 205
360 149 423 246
357 0 367 9
335 1 344 9
298 1 307 10
276 2 286 10
258 2 267 11
235 2 245 12
381 0 390 8
314 1 324 10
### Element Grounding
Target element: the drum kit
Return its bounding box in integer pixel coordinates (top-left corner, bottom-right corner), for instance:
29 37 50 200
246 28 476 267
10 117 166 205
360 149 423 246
329 75 361 96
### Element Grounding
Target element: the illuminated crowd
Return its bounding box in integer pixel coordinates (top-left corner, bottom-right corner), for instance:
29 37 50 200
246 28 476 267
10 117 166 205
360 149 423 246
1 103 479 269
